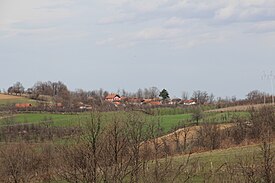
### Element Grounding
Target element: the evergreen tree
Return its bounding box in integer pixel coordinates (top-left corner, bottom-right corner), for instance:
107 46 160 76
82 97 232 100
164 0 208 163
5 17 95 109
159 89 169 100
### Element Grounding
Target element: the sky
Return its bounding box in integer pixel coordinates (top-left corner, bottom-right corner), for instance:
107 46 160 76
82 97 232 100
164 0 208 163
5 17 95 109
1 0 275 99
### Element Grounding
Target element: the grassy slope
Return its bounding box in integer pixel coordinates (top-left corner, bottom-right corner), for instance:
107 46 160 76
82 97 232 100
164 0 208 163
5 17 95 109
173 143 275 182
0 94 35 106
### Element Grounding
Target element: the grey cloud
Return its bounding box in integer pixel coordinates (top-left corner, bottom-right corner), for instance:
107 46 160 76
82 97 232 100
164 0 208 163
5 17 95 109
246 21 275 33
97 0 275 48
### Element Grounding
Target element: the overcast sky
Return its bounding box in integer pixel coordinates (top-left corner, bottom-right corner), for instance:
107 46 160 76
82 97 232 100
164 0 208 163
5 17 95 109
1 0 275 99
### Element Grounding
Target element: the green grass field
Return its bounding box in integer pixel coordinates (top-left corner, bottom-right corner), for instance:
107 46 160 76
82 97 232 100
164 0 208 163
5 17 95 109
0 110 249 134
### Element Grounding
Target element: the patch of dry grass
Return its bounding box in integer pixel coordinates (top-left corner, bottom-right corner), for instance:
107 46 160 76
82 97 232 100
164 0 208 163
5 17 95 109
0 94 23 100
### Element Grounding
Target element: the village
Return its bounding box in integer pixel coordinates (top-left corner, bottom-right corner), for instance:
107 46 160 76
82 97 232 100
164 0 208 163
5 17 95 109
13 93 196 110
104 93 196 107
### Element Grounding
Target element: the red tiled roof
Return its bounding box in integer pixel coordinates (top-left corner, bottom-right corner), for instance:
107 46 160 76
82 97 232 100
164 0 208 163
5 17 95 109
105 94 120 99
15 103 32 108
149 101 161 105
183 100 195 103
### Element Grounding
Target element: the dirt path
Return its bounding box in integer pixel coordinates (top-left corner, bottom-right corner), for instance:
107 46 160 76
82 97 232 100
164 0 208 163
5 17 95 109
142 123 233 153
159 123 232 143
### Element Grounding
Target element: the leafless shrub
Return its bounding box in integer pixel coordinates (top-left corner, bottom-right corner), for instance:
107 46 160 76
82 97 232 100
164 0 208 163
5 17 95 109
0 143 45 183
196 123 222 150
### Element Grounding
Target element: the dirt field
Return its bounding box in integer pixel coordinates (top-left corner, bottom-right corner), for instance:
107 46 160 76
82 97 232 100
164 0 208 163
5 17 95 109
0 94 23 100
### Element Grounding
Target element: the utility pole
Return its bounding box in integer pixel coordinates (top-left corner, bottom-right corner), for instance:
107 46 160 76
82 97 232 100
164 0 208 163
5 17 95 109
262 71 275 105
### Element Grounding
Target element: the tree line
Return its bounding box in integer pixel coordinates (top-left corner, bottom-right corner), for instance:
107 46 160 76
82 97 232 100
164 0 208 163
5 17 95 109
2 81 275 109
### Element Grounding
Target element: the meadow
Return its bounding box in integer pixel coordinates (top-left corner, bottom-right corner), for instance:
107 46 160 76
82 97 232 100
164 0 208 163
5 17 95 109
0 94 36 106
0 110 249 134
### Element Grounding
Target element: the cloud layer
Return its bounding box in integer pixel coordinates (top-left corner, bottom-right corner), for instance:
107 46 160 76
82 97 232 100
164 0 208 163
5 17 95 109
0 0 79 39
1 0 275 98
97 0 275 47
1 0 275 47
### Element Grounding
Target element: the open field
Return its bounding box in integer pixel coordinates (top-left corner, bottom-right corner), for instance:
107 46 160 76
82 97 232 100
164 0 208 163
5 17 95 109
207 103 275 112
0 94 23 100
0 110 249 134
0 94 35 105
0 112 190 132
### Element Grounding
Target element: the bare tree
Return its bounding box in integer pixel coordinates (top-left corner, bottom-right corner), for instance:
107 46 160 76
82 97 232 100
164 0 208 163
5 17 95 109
208 93 215 104
9 82 24 96
148 87 159 99
192 90 209 105
182 91 189 100
126 112 148 183
99 115 131 183
136 88 143 98
0 143 43 183
196 123 222 150
57 113 104 183
246 90 266 104
192 107 204 126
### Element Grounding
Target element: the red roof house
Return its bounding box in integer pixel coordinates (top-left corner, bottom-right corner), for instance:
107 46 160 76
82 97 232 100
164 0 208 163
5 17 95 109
15 103 32 108
105 94 121 102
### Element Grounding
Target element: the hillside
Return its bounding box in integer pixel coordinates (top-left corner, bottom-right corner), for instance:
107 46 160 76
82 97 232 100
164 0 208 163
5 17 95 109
0 94 34 106
207 103 274 112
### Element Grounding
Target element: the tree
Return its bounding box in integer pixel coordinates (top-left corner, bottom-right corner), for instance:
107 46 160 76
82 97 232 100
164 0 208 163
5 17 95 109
182 91 189 100
192 90 209 105
149 87 159 99
246 90 265 104
192 107 204 125
7 87 14 94
159 89 169 100
208 93 215 104
136 88 143 98
0 143 44 182
11 82 24 96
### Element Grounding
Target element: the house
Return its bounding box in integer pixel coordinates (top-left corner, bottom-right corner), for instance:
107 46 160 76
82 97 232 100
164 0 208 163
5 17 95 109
105 94 121 102
143 99 152 103
142 98 161 106
15 103 32 108
80 104 93 110
182 100 196 105
120 96 127 101
127 98 144 105
149 101 161 106
169 98 181 105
